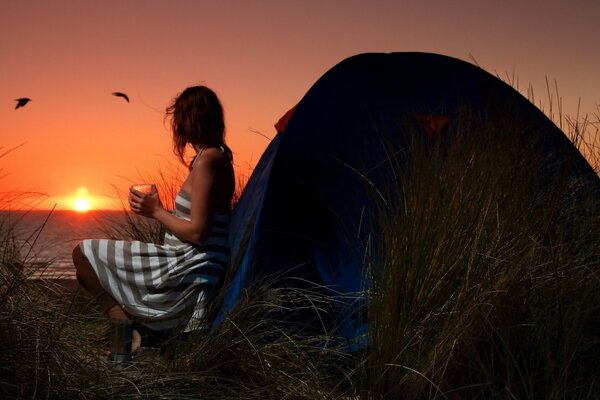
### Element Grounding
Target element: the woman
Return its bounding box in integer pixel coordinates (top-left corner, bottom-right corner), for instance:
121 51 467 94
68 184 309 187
72 85 235 363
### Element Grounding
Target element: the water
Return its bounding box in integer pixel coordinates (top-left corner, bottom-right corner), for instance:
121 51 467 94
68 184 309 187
1 209 130 279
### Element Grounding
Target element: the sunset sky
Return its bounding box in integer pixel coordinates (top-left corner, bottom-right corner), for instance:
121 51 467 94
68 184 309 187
2 0 599 210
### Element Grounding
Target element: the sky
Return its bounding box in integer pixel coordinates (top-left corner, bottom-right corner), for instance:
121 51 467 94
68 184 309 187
2 0 599 210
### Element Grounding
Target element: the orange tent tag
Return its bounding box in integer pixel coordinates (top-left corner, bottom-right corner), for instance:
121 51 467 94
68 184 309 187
413 113 449 138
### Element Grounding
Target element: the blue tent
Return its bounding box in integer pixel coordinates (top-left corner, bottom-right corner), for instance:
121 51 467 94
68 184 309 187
213 52 599 344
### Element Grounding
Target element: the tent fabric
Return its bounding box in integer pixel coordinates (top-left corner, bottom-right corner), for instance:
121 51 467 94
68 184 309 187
213 52 599 343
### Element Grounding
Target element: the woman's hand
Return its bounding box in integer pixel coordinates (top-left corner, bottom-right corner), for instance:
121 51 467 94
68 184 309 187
129 186 162 218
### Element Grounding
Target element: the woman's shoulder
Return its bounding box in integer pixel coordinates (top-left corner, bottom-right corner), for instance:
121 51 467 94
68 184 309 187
203 146 228 157
201 146 232 164
192 146 232 170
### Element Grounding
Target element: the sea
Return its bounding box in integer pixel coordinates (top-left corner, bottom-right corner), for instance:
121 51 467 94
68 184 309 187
1 209 131 280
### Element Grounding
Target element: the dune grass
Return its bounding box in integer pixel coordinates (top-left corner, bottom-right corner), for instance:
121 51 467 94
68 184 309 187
362 104 600 399
1 97 599 398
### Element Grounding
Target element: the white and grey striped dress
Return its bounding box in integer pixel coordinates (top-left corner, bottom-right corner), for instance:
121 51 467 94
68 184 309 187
79 190 230 332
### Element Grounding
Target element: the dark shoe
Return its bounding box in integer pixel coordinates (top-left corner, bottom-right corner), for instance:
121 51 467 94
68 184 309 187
132 322 170 350
108 352 133 368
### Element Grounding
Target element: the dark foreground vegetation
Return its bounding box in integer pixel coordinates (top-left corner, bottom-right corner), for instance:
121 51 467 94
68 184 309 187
1 101 599 399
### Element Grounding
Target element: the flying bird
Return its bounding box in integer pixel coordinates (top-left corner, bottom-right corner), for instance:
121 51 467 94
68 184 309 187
15 98 31 109
112 92 129 102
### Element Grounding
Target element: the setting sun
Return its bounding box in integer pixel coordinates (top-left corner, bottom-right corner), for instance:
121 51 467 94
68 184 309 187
73 187 92 212
74 198 91 212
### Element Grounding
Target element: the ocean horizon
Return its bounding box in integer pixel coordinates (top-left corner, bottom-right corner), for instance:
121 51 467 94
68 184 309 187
1 209 131 280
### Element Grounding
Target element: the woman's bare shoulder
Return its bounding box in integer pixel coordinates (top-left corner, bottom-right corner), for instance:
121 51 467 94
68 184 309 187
192 147 230 171
203 146 229 159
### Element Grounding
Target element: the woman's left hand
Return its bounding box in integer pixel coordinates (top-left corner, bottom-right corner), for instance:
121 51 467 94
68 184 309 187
129 187 162 218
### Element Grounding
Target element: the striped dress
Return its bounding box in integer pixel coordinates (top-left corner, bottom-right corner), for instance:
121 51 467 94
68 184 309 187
79 190 230 332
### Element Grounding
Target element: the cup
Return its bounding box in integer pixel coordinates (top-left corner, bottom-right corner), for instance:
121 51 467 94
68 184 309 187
109 319 133 355
131 184 154 195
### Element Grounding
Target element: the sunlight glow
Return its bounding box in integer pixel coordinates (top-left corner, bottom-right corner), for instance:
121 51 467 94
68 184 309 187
74 198 91 212
73 186 92 212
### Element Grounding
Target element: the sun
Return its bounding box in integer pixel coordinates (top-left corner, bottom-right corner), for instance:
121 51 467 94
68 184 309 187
73 186 92 212
74 198 91 212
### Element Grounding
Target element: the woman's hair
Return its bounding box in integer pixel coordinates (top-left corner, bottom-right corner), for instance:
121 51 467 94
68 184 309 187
166 85 230 167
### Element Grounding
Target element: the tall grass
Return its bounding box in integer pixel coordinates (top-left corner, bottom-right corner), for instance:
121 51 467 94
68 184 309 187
1 93 599 398
363 104 600 399
1 163 354 398
1 148 95 399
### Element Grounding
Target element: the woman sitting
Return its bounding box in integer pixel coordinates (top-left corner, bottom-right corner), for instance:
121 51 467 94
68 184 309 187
72 85 235 364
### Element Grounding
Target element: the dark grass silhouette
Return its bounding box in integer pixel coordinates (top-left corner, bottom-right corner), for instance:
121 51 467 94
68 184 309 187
1 90 599 399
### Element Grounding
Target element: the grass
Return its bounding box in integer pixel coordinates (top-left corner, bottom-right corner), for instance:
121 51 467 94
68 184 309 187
363 103 600 399
1 94 599 398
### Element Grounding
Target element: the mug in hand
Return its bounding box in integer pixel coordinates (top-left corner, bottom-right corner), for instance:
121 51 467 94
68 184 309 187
131 184 155 195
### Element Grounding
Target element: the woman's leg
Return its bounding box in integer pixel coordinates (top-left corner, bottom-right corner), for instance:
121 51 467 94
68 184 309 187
72 243 141 359
71 244 129 320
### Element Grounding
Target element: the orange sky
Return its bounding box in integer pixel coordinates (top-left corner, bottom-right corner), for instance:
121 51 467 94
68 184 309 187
2 1 599 210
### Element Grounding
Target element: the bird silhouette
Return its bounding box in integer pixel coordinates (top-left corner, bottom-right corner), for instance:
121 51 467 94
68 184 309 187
112 92 129 102
15 98 31 109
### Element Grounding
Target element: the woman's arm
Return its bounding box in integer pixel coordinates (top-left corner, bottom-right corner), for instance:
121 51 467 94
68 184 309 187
130 148 225 244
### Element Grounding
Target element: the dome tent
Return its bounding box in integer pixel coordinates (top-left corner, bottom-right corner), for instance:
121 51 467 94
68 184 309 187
212 52 599 345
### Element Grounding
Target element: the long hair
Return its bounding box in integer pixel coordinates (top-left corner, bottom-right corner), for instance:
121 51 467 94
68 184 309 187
166 85 230 167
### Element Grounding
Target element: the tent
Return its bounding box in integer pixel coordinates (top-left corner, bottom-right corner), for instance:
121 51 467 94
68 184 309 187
212 52 599 344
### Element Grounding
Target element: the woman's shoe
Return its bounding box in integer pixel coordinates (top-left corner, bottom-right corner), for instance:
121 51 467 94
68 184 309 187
131 322 171 361
109 352 133 366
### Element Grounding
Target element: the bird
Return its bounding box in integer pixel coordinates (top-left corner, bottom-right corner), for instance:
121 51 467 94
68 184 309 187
15 98 31 109
112 92 129 102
